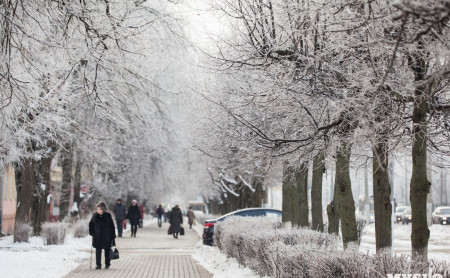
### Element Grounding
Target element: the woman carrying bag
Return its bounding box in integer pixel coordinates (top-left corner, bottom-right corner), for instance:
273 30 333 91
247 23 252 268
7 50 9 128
169 205 183 239
89 201 116 269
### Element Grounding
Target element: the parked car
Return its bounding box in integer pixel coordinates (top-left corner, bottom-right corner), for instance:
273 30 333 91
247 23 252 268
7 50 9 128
432 206 450 225
202 208 282 246
395 206 411 223
401 208 412 224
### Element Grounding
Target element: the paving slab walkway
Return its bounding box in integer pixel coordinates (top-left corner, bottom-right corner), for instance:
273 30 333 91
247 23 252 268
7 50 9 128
65 220 211 278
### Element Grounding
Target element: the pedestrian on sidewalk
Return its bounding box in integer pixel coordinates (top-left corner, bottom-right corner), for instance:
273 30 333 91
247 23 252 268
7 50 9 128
126 199 141 237
89 201 116 270
169 205 183 239
113 198 126 237
156 204 165 227
186 206 196 229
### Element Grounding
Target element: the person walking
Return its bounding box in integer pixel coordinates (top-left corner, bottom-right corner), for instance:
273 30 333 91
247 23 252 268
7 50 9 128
113 198 126 237
186 206 196 229
169 205 183 239
89 201 116 270
126 199 141 237
156 204 165 227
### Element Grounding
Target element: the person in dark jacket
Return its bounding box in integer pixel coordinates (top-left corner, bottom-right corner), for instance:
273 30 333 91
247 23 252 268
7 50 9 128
156 204 165 227
89 201 116 269
113 198 126 237
126 199 141 237
169 205 183 239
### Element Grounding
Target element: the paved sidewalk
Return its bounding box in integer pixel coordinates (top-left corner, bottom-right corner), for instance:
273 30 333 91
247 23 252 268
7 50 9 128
65 220 211 278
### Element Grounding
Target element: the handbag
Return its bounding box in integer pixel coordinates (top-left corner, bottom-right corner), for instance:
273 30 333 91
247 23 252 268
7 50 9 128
139 219 143 228
123 219 127 229
110 247 119 260
180 227 185 236
168 225 173 235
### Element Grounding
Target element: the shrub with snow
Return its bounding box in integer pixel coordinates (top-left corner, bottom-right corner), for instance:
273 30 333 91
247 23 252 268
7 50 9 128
42 222 66 245
215 217 450 278
72 219 89 238
14 223 32 243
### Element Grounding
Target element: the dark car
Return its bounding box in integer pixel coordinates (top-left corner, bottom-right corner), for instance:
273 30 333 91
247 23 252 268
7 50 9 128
401 208 412 224
394 206 410 223
202 208 282 246
432 206 450 225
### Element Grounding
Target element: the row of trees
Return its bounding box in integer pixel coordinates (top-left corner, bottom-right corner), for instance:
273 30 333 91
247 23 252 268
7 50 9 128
0 0 201 241
202 0 450 261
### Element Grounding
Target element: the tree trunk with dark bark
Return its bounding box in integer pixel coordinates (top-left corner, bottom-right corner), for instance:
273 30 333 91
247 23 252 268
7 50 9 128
73 150 83 216
312 154 325 232
294 162 309 227
282 164 296 226
327 180 339 234
14 159 35 242
372 140 392 251
336 141 358 249
251 175 264 207
410 54 430 260
59 142 74 222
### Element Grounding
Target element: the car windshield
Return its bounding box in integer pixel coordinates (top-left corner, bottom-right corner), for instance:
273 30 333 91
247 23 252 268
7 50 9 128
405 209 411 214
440 208 450 214
396 207 408 213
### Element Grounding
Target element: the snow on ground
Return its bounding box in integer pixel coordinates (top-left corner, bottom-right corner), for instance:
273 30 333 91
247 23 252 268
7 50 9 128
361 222 450 261
0 217 156 278
0 233 91 278
191 221 266 278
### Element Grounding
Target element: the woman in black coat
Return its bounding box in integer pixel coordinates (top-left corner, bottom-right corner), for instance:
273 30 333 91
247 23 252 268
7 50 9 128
169 205 183 239
126 199 141 237
89 201 116 269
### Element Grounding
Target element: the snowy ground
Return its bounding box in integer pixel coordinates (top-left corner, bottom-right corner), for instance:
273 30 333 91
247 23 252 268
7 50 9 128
1 218 448 278
0 232 91 278
360 222 450 261
191 223 265 278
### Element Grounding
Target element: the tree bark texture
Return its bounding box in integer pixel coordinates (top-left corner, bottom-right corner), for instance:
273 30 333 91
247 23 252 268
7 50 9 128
14 159 35 242
372 140 392 251
327 179 340 234
73 150 83 214
336 141 358 248
59 142 74 221
294 162 309 227
312 154 325 232
282 165 296 226
251 175 264 207
410 55 430 260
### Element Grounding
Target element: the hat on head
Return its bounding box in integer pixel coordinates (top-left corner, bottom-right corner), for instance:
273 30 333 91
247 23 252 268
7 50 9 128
96 201 108 212
132 199 137 203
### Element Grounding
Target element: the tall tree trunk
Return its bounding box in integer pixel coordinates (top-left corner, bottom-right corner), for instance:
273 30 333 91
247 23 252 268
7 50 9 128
410 54 430 260
73 150 82 216
59 142 74 221
295 162 309 227
372 139 392 251
312 154 325 232
30 144 57 235
251 175 264 207
336 141 358 249
327 177 339 234
14 159 35 242
282 164 296 227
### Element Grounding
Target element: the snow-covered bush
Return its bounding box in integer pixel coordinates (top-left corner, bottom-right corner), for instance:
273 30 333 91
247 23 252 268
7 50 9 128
215 217 450 277
14 223 32 243
72 219 89 238
42 222 66 245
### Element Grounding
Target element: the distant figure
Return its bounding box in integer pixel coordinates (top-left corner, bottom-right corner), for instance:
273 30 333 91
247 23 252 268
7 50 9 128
89 201 116 270
156 204 165 228
113 198 126 237
165 209 171 223
169 205 183 239
186 206 196 229
139 202 145 227
126 200 141 237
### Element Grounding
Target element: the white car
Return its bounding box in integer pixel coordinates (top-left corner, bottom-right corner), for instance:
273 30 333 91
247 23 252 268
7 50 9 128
394 206 410 223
